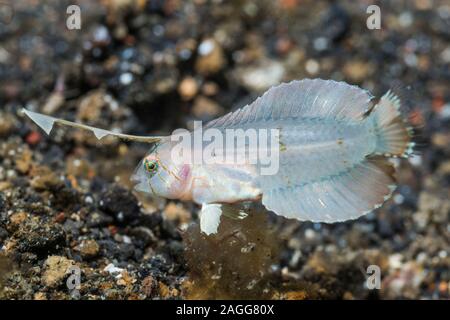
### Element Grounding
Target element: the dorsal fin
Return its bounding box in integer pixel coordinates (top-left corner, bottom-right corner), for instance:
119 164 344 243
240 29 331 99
205 79 374 129
22 109 163 143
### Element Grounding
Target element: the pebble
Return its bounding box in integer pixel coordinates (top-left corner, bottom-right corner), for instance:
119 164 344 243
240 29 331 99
104 263 124 278
14 217 65 255
42 256 75 287
25 131 42 146
76 239 100 259
305 59 320 75
201 81 219 96
389 253 403 269
141 275 157 298
235 59 285 92
343 61 372 82
119 72 133 86
0 112 17 137
163 202 191 224
178 76 198 101
195 38 226 75
77 90 107 122
30 166 61 191
191 96 224 120
99 185 140 224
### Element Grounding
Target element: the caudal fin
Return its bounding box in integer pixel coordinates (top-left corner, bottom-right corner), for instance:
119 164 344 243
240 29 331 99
369 91 414 158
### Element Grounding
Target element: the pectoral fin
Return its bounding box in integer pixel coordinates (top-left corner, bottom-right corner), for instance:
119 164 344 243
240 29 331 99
199 204 223 235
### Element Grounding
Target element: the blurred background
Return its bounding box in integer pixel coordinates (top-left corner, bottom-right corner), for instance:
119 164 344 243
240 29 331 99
0 0 449 299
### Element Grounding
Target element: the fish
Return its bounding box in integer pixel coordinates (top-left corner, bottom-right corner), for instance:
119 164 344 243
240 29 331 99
23 79 414 235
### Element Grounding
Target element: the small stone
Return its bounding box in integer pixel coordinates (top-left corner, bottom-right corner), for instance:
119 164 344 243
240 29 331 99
178 76 198 101
54 212 66 224
283 290 307 300
163 202 191 224
129 226 157 247
25 131 42 146
431 132 450 148
86 211 114 228
42 256 75 288
120 73 133 86
235 59 285 92
116 270 135 287
104 263 124 277
202 81 219 96
76 239 100 259
195 38 225 75
0 227 8 242
0 182 12 191
158 281 179 298
30 166 61 191
15 148 32 174
305 59 320 75
9 211 28 227
33 292 47 300
0 112 17 137
66 157 95 180
438 281 448 294
389 253 403 269
77 89 107 122
141 275 157 298
15 217 65 254
343 291 354 300
304 228 316 240
192 96 224 120
42 92 64 114
99 184 140 224
343 61 372 82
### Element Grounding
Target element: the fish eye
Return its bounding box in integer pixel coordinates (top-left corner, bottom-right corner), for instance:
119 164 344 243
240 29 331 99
143 158 159 176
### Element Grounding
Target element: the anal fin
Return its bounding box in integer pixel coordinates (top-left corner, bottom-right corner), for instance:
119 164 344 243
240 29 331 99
261 158 396 223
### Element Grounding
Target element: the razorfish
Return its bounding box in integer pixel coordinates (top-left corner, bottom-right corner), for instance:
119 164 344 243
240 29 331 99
23 79 414 235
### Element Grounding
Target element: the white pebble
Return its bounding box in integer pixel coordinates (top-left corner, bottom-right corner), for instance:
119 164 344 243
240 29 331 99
198 39 215 56
408 154 422 167
305 228 316 240
393 194 404 204
104 263 124 277
305 59 320 75
398 12 414 28
313 37 328 51
389 253 403 269
120 73 133 85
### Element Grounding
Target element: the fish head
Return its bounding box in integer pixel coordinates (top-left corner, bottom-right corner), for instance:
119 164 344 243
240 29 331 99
132 140 192 200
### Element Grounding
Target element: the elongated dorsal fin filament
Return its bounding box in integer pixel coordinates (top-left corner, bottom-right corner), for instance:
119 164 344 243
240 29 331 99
22 109 163 143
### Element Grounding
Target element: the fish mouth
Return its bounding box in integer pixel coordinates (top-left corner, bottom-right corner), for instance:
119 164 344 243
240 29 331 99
130 164 144 185
130 173 142 184
130 164 150 193
131 174 150 193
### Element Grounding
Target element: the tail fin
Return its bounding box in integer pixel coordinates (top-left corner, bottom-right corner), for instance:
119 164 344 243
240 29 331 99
369 91 414 158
